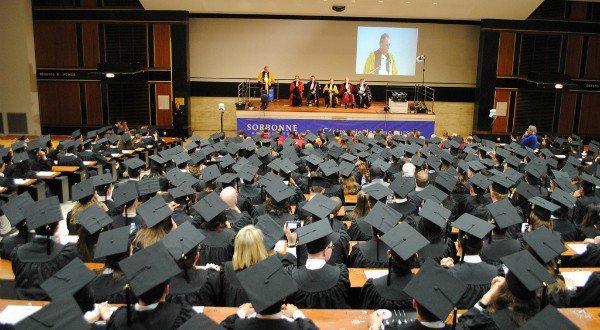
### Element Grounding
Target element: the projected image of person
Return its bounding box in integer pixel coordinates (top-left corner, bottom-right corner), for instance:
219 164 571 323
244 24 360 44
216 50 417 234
305 75 320 107
355 79 372 109
289 75 304 107
363 33 398 75
339 77 355 109
323 79 339 108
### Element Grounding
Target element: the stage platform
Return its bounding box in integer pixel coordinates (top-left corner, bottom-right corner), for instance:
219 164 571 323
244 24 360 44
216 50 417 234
236 99 435 136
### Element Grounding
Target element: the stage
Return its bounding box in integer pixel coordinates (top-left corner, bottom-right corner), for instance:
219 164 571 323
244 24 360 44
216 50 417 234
236 99 436 136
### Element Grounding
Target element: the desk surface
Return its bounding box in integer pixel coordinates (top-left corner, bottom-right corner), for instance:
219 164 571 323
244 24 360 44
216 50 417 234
14 179 36 187
35 171 61 179
83 161 97 166
50 166 79 173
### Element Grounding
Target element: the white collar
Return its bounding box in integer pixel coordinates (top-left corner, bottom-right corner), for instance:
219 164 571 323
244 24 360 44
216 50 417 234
463 255 482 264
0 173 4 177
65 153 74 157
550 215 559 220
305 258 326 270
102 267 114 275
123 210 137 217
415 186 425 192
85 149 92 152
420 321 446 328
134 302 159 311
395 198 407 203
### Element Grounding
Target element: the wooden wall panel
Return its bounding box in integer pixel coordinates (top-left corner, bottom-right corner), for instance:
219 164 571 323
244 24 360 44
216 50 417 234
82 23 99 69
558 92 577 135
33 22 78 68
155 83 172 127
153 24 171 69
38 82 81 126
585 36 600 80
569 1 588 20
497 32 516 76
80 0 98 8
564 36 583 79
578 93 600 136
85 83 103 125
492 89 511 133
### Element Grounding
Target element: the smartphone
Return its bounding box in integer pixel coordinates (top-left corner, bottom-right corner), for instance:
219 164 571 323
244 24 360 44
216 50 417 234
287 221 301 232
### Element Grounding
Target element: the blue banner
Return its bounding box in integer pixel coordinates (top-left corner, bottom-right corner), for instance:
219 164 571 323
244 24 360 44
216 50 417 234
237 118 435 137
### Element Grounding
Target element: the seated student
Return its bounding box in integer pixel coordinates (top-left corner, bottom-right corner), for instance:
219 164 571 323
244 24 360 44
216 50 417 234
74 202 113 262
338 162 360 195
220 255 318 330
260 179 298 226
442 213 498 309
221 186 254 232
123 157 146 182
79 138 108 167
57 140 87 172
67 178 107 235
389 176 418 217
93 173 118 216
481 199 523 266
289 220 350 309
407 170 429 206
237 166 262 206
111 180 142 231
416 200 456 264
192 192 235 266
15 295 111 329
107 242 195 329
359 222 429 310
132 195 176 252
11 196 78 300
348 202 397 268
570 271 600 307
0 193 36 259
257 215 298 269
347 191 373 241
11 151 42 180
90 227 132 303
579 204 600 239
0 157 17 194
168 185 196 225
221 225 268 307
26 137 53 172
459 173 493 217
368 259 467 330
163 222 221 306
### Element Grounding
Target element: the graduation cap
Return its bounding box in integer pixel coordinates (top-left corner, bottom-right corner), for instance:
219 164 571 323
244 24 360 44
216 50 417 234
179 313 225 330
340 152 357 163
275 158 298 174
521 305 578 330
514 182 543 200
255 214 283 251
112 181 139 207
434 172 457 193
528 196 560 221
524 161 547 179
417 185 448 204
1 192 35 226
201 164 222 182
426 156 442 170
419 199 452 229
236 163 259 182
169 185 195 200
123 157 145 171
75 204 113 235
92 173 113 187
490 174 513 194
561 163 579 179
371 158 391 172
86 130 97 140
403 259 467 325
23 196 63 230
138 177 160 196
389 176 416 199
364 202 402 233
453 213 494 240
381 222 429 262
71 179 95 202
486 199 522 229
296 219 338 254
13 151 28 164
162 221 206 261
192 192 228 222
218 154 236 169
523 226 567 265
171 152 191 166
466 160 486 172
264 179 296 203
107 134 119 145
337 161 355 178
362 182 393 202
184 141 199 151
301 193 338 220
40 258 96 300
328 145 344 159
94 226 130 260
411 155 425 167
581 172 600 187
549 188 575 209
501 250 556 303
236 255 298 314
318 159 338 177
14 296 90 330
137 195 172 228
216 172 238 186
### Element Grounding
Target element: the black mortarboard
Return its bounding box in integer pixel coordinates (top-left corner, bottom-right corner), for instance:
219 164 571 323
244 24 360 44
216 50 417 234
94 226 130 260
23 196 62 230
515 181 543 200
162 221 205 260
362 183 393 202
169 185 195 200
467 160 486 172
434 172 457 193
486 199 522 229
301 193 338 219
328 145 344 159
501 250 556 299
179 313 225 330
490 174 513 194
453 213 494 240
419 199 452 228
364 202 402 233
403 259 467 322
202 164 222 182
554 177 577 193
218 154 236 169
372 158 391 172
40 258 95 300
13 151 28 163
306 153 324 166
184 141 199 151
340 152 357 163
255 214 282 251
236 163 259 182
1 192 35 226
520 305 578 330
14 297 90 330
529 196 560 221
236 255 298 314
523 226 566 263
338 161 355 178
137 195 172 228
123 157 145 171
216 172 238 185
71 179 95 202
264 179 296 203
92 173 113 187
319 159 339 177
381 222 429 260
107 135 119 145
561 163 579 179
112 181 138 207
389 177 416 199
193 192 228 222
75 204 112 235
138 177 161 196
149 154 169 165
411 155 425 167
548 188 574 210
255 146 270 158
171 152 191 166
70 130 81 139
119 242 180 297
417 185 448 204
276 158 299 174
296 220 338 254
525 161 546 179
581 172 600 186
86 130 97 140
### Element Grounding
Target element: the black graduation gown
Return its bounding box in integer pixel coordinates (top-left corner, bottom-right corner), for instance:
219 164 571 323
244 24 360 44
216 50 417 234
227 210 255 233
389 200 418 218
552 217 582 242
295 229 350 266
348 240 389 268
416 239 456 264
107 302 194 330
580 226 599 239
10 238 78 300
0 176 17 194
165 268 220 306
459 308 518 330
220 315 318 330
0 232 34 259
238 183 262 205
358 273 414 309
480 235 522 266
198 228 235 266
57 154 86 171
111 214 143 230
90 271 130 304
79 150 108 166
348 218 372 241
448 261 499 309
220 261 250 307
291 263 350 309
573 195 600 224
569 271 600 307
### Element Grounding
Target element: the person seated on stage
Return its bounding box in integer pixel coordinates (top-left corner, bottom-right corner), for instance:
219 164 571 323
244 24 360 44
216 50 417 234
258 66 275 110
339 77 355 109
289 75 304 107
305 75 320 107
323 78 339 108
355 78 372 109
363 33 398 75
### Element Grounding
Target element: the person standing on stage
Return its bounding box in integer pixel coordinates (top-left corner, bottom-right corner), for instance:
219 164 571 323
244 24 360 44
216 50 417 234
356 79 372 109
339 77 355 109
305 75 320 107
173 101 186 141
363 33 398 75
323 79 338 108
289 75 304 107
258 66 275 110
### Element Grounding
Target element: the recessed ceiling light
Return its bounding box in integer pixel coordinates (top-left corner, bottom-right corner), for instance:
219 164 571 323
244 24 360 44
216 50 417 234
433 2 438 4
378 0 383 3
406 1 411 3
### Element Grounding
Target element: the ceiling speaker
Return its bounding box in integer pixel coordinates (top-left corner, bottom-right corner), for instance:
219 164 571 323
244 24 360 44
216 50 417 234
332 5 346 12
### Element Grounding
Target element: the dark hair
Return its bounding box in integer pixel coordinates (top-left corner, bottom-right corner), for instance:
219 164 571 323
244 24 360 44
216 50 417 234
265 197 291 217
390 250 417 275
417 216 445 242
34 222 58 255
76 227 100 262
199 211 227 231
458 231 483 256
369 166 384 179
581 204 600 235
489 282 540 327
127 167 142 179
139 280 169 305
415 301 440 322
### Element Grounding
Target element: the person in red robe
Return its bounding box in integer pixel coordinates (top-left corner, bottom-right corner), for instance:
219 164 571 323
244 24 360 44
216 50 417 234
339 77 355 109
289 75 304 107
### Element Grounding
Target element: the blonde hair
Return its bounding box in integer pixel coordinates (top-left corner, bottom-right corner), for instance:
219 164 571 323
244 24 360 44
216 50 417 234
232 225 268 271
339 176 360 195
132 221 170 250
70 195 100 226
